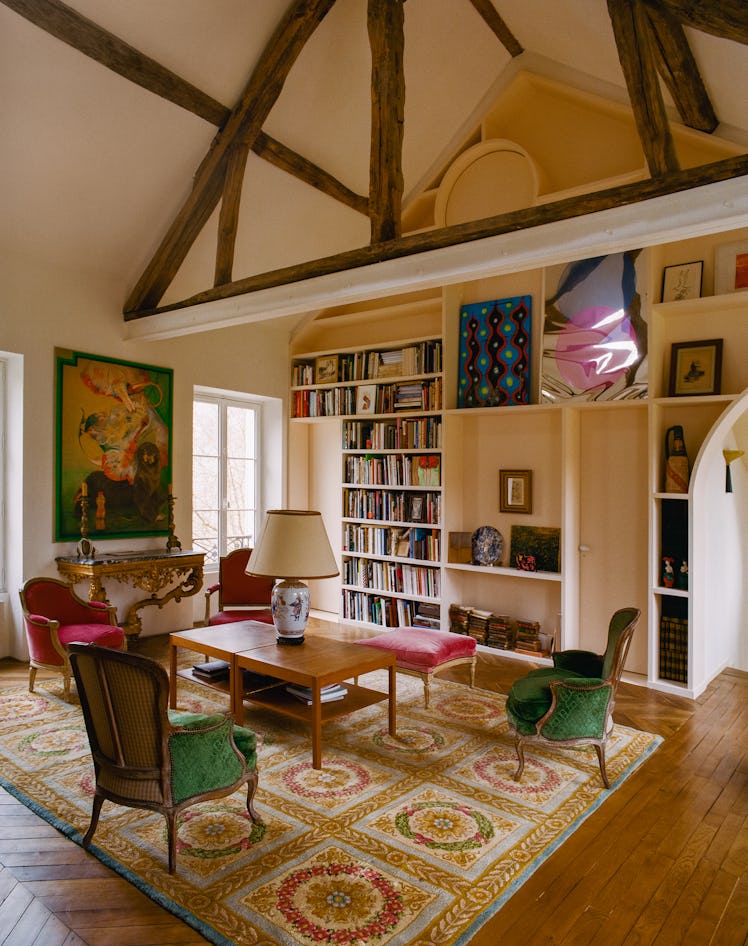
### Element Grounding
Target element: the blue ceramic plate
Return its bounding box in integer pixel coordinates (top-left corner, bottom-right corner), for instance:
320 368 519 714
471 526 504 566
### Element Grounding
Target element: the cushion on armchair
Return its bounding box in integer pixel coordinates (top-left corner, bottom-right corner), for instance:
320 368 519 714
167 711 257 804
538 680 610 740
505 667 586 734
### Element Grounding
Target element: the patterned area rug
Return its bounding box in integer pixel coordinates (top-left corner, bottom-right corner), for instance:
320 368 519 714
0 670 661 945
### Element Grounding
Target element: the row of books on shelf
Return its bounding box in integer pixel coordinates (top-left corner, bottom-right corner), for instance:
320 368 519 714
342 590 434 627
292 379 442 418
448 605 553 655
343 487 441 525
344 453 441 487
342 416 442 450
342 557 441 598
344 524 441 561
285 683 348 705
659 615 687 683
291 341 442 387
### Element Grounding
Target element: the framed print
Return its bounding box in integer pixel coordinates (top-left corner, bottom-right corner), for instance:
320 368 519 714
661 260 703 302
499 469 533 513
457 295 531 408
356 384 377 414
542 250 647 402
669 339 723 397
315 354 339 384
55 349 173 542
715 240 748 294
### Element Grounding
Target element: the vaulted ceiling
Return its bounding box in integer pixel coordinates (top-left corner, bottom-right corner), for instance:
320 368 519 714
2 0 747 332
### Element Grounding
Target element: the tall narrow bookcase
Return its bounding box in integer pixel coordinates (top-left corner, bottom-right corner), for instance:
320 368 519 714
291 335 444 630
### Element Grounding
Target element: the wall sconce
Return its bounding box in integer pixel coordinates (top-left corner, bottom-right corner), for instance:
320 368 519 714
722 449 744 493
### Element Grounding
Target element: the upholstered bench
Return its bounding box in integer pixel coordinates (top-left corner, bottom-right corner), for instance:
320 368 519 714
355 627 476 708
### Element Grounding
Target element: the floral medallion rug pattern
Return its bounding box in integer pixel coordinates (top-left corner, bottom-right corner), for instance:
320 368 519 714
0 671 661 946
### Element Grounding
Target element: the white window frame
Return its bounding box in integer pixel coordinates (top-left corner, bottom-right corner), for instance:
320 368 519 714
193 391 263 565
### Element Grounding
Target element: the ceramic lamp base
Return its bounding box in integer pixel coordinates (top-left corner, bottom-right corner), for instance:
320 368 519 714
272 578 310 644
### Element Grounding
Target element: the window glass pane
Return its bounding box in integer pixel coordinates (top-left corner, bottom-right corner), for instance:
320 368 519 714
227 405 255 459
227 457 255 512
192 511 219 566
227 509 254 546
192 456 219 509
193 400 219 456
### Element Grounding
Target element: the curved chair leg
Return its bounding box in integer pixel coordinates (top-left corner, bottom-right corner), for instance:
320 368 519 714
246 771 261 822
63 671 72 702
82 794 105 848
513 737 526 782
595 743 610 789
166 811 178 874
28 666 37 693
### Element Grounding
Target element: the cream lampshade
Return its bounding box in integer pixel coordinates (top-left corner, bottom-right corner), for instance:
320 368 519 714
245 509 339 644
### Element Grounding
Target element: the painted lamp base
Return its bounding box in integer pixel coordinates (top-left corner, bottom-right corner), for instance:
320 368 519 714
272 579 310 644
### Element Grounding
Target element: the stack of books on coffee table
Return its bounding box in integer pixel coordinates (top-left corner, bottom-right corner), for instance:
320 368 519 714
285 682 348 704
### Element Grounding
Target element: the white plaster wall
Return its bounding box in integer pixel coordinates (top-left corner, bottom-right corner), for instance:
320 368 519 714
0 249 294 658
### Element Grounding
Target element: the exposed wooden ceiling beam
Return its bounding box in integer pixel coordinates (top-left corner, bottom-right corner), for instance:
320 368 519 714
467 0 523 56
368 0 405 243
124 0 337 315
653 0 748 45
125 153 748 320
252 133 369 216
644 1 717 133
607 0 680 177
0 0 231 127
215 144 249 287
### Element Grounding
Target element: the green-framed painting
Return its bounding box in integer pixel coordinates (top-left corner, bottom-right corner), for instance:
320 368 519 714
55 349 173 542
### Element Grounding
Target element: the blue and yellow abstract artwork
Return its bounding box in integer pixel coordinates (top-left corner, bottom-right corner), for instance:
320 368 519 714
457 296 532 408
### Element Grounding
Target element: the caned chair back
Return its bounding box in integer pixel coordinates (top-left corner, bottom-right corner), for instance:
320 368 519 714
71 645 170 803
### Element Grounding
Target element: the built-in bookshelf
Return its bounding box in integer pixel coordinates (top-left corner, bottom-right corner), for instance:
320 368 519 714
289 239 748 697
291 338 443 418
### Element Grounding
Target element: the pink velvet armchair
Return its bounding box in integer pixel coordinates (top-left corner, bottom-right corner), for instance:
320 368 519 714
203 548 275 626
19 576 125 701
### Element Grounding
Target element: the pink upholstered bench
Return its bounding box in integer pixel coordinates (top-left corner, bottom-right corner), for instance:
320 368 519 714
355 627 476 708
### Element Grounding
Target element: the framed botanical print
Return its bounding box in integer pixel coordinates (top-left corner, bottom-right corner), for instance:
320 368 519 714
55 349 173 541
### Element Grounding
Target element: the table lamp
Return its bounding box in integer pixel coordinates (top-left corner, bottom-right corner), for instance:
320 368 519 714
245 509 339 644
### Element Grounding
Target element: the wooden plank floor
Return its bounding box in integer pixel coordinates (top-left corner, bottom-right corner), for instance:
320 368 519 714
0 617 746 945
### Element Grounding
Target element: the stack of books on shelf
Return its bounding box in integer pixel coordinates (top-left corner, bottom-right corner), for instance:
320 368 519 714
448 603 472 635
659 615 688 683
514 620 544 655
413 602 441 629
467 609 492 644
485 614 515 650
286 683 348 704
192 660 230 681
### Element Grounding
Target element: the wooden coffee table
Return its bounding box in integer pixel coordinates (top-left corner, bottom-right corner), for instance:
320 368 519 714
235 637 397 769
169 621 277 721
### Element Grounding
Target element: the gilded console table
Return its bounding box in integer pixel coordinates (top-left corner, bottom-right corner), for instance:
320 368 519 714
56 549 204 645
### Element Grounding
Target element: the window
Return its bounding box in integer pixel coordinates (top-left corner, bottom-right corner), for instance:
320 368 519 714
192 394 261 566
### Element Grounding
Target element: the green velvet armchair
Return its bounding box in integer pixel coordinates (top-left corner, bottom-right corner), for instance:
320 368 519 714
69 643 261 874
506 607 640 788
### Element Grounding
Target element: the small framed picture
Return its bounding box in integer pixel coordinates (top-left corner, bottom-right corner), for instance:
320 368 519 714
715 240 748 295
661 260 703 302
408 493 425 522
315 354 339 384
356 384 377 414
668 339 723 397
499 469 533 514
